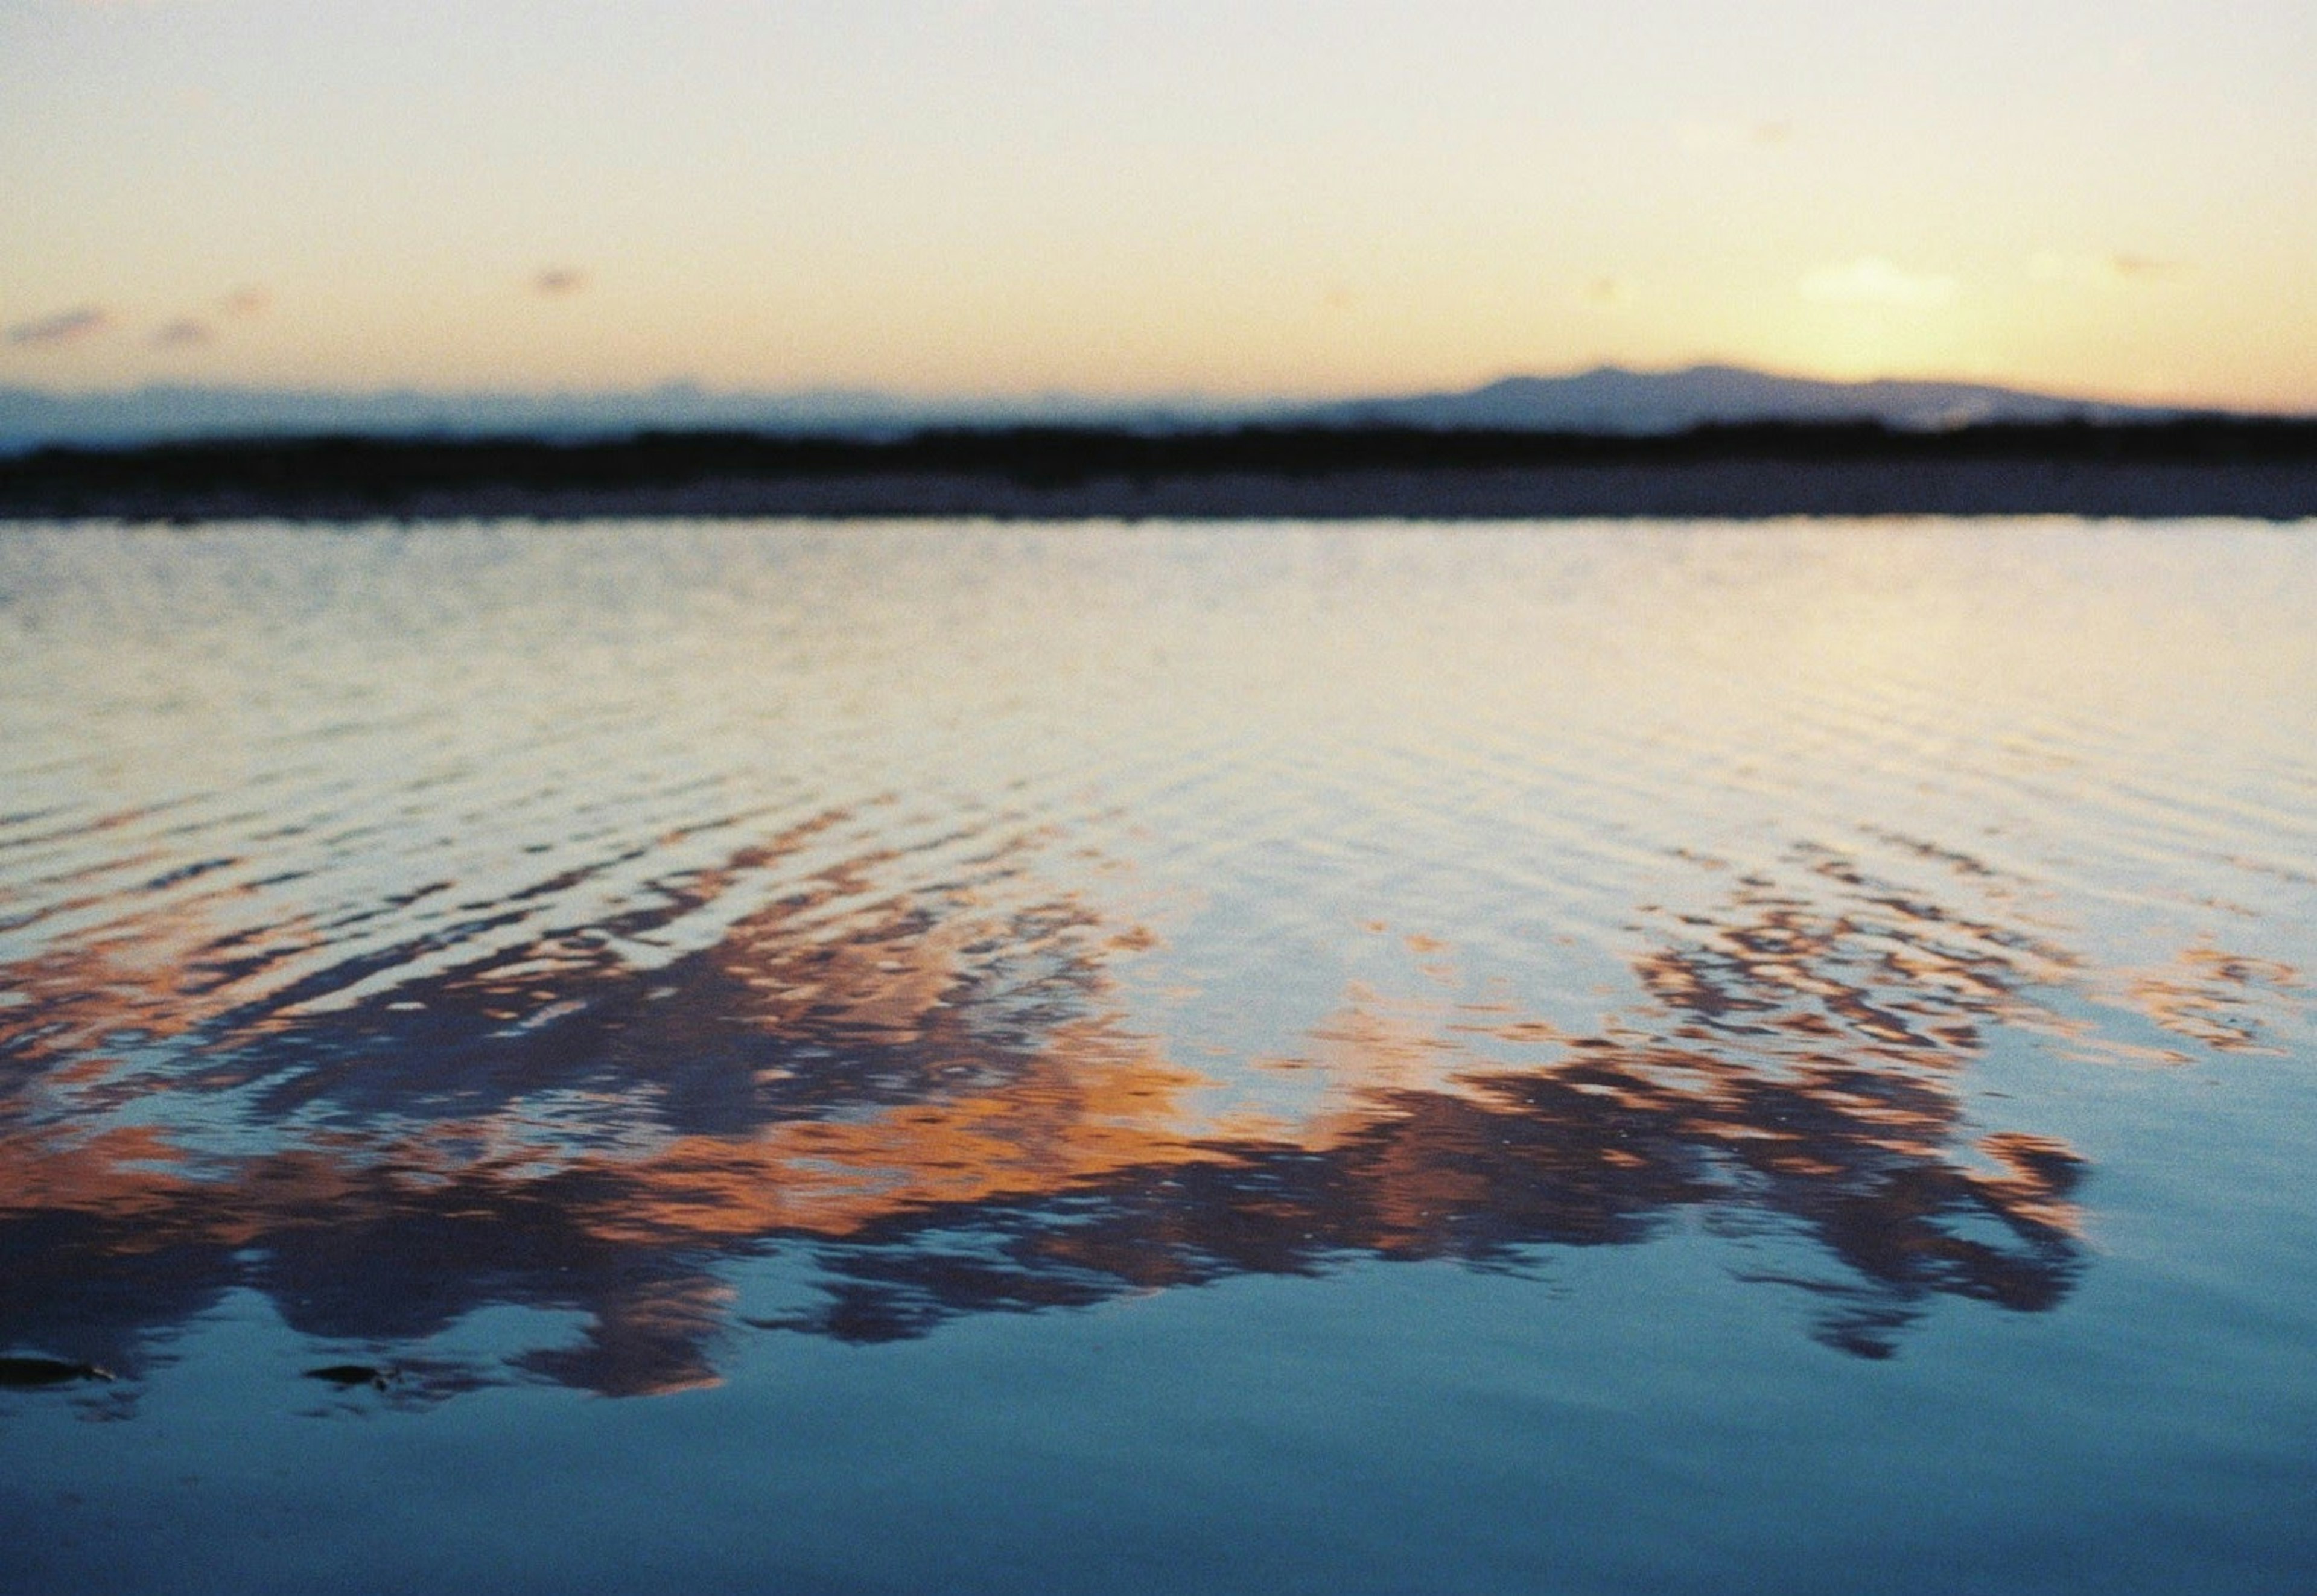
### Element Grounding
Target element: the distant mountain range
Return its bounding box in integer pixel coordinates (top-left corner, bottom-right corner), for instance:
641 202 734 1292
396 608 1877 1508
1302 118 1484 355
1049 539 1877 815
1311 364 2187 432
0 365 2216 452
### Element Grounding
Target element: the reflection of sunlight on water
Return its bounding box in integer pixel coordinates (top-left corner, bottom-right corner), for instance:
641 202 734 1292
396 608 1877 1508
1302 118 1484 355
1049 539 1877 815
0 520 2311 1399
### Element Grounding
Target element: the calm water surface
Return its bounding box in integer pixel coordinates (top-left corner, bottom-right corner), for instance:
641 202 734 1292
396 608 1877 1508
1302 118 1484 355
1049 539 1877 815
2 519 2312 1594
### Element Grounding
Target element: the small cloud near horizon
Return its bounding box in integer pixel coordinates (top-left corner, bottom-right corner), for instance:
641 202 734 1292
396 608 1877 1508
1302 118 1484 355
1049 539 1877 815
1799 257 1958 310
219 285 272 317
152 319 214 349
1583 276 1633 307
1677 119 1793 153
6 306 112 347
2030 251 2190 284
533 267 590 297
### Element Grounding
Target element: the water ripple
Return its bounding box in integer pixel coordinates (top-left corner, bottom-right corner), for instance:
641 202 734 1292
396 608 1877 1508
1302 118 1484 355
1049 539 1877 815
0 519 2310 1399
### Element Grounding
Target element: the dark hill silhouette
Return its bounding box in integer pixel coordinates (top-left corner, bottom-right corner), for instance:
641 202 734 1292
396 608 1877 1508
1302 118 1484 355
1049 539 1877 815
5 416 2315 520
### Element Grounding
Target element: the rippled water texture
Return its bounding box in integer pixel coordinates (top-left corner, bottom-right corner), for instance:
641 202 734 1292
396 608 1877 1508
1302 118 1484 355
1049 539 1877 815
4 520 2313 1594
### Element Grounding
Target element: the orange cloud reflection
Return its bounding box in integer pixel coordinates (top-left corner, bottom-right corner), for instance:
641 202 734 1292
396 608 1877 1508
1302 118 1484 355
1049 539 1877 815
6 822 2274 1397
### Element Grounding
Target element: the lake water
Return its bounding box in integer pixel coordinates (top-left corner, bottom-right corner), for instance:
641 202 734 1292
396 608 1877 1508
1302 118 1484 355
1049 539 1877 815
2 518 2312 1594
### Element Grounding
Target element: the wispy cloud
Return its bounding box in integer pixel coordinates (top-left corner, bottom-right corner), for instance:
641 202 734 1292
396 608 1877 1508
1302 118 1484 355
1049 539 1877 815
152 319 214 349
219 285 272 317
2030 251 2190 284
533 267 590 297
1799 257 1957 310
6 306 112 346
1677 119 1793 153
1583 276 1633 307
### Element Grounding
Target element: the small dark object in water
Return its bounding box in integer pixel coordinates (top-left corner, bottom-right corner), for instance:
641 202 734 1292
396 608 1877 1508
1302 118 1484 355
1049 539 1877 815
0 1356 115 1388
304 1363 393 1390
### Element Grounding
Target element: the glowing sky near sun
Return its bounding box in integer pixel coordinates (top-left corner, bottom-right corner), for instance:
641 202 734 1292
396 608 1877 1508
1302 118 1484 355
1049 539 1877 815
4 0 2313 406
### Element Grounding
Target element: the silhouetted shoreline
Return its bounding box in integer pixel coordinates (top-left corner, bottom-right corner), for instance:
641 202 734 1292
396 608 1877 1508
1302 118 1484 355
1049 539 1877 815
5 419 2315 521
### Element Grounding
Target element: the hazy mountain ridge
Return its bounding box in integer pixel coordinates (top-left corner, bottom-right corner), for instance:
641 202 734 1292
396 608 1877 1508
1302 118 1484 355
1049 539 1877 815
1313 364 2187 432
0 365 2216 452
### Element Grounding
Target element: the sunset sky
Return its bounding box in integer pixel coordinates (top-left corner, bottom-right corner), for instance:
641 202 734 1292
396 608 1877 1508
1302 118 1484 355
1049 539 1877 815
4 0 2313 407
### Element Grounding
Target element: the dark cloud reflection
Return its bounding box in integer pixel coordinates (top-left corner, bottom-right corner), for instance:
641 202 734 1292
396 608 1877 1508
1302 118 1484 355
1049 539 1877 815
0 813 2126 1402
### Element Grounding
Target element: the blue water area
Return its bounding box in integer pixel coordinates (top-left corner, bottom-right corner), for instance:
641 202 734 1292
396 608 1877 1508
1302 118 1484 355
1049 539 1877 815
1 519 2312 1594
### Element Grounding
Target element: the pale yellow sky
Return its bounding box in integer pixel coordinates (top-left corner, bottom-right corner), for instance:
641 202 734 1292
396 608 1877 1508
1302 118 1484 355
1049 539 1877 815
4 0 2313 407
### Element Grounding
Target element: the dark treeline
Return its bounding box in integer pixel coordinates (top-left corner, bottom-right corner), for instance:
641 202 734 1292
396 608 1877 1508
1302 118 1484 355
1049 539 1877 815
6 416 2317 519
